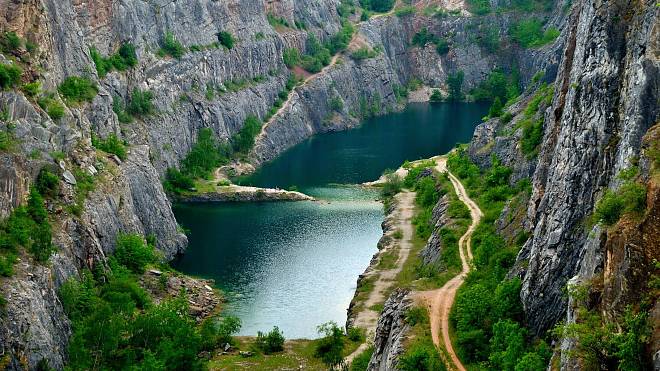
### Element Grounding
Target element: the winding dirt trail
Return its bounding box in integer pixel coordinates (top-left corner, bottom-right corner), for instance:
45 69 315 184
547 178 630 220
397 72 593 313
415 158 482 371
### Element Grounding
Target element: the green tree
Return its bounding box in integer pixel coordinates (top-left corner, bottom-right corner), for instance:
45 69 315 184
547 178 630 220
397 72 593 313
315 322 345 367
127 89 155 117
446 71 464 101
58 76 98 104
217 31 235 49
255 326 285 354
283 48 301 68
232 115 262 154
429 89 443 102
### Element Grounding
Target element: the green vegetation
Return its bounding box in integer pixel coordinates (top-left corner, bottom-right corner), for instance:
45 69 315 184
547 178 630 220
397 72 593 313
291 21 354 73
90 43 138 78
0 32 22 54
509 19 560 48
446 71 464 101
330 96 344 112
21 81 40 97
67 167 96 217
314 322 345 368
159 31 185 59
429 89 443 102
395 6 416 17
399 306 446 371
58 76 98 104
255 327 286 354
217 31 235 49
594 180 647 226
0 63 22 90
360 0 395 13
114 233 159 274
232 115 262 154
553 283 653 370
92 133 127 160
471 69 520 105
283 48 301 68
466 0 491 15
351 46 381 60
38 93 66 120
447 148 550 369
516 83 553 157
411 28 450 56
267 13 294 30
201 316 241 349
0 185 54 276
0 126 17 152
349 345 374 371
126 89 155 117
59 236 221 370
36 168 60 198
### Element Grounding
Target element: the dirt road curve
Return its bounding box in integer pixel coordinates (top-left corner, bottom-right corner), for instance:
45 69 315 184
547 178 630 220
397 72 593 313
416 157 482 371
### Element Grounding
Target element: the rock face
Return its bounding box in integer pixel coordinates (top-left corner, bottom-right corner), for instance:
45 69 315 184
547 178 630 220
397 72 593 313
419 194 451 266
366 289 412 371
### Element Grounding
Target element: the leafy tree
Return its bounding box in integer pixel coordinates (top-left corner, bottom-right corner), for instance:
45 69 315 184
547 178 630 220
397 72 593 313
398 342 445 371
232 115 262 154
489 320 528 371
200 316 242 350
36 168 60 198
350 346 374 371
446 71 464 101
315 322 345 367
92 133 127 160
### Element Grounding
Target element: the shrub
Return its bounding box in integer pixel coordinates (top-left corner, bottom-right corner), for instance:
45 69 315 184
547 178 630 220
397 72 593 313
283 48 301 68
436 38 449 55
1 32 22 53
405 306 429 326
380 172 403 199
330 96 344 112
412 28 438 47
466 0 491 14
127 89 155 117
488 97 504 117
520 117 543 156
315 322 345 367
114 233 157 274
58 76 98 104
429 89 443 102
395 6 416 17
163 168 195 195
92 133 127 160
351 46 378 60
398 342 445 371
0 63 22 90
91 43 138 77
510 19 560 48
36 168 60 198
159 31 185 59
255 326 285 354
38 94 66 120
113 96 133 124
217 31 235 49
22 81 40 97
347 327 364 342
594 182 647 225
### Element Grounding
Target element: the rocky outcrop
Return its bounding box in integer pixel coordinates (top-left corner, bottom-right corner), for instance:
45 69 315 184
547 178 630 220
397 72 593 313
419 194 450 265
366 289 412 371
516 0 659 336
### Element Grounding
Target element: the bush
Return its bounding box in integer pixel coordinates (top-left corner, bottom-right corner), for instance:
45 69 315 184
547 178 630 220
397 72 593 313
0 63 22 90
38 94 66 120
1 32 21 53
112 96 133 124
22 81 40 97
159 31 185 59
347 327 364 342
594 182 647 225
429 89 443 102
217 31 235 49
36 168 60 198
520 117 543 156
405 306 429 326
91 43 138 77
127 89 155 117
114 233 157 274
283 48 301 68
315 322 345 367
58 76 98 104
163 168 195 195
398 342 445 371
92 133 127 160
351 46 378 60
466 0 491 14
255 326 285 354
330 96 344 112
380 172 403 199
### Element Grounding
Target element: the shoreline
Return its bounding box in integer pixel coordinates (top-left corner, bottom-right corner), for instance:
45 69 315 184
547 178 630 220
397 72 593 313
177 184 315 203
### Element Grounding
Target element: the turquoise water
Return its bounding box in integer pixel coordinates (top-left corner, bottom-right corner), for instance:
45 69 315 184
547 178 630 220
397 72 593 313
172 102 488 338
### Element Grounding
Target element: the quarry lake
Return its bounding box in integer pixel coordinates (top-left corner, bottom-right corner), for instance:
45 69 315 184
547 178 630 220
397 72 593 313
172 102 488 339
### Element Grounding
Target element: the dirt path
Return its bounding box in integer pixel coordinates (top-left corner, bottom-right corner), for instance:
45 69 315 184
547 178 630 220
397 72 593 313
415 157 482 371
345 190 416 363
